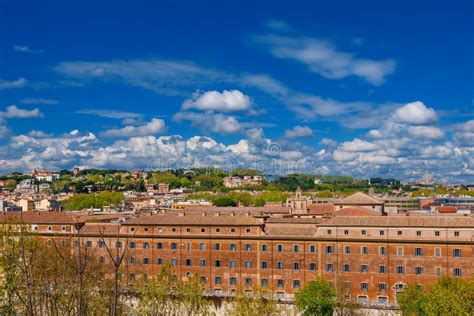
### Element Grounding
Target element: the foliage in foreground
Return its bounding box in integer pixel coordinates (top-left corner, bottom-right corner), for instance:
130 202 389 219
397 276 474 316
295 278 336 316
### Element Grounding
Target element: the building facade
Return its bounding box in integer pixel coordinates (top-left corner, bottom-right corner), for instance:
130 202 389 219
2 210 472 306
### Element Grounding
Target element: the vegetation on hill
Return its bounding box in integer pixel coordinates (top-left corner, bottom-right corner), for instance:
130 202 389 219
61 191 124 210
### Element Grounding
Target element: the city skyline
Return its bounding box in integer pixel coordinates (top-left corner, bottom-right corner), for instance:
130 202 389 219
1 0 473 183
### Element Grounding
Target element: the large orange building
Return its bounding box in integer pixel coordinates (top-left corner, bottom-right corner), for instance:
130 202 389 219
0 198 472 306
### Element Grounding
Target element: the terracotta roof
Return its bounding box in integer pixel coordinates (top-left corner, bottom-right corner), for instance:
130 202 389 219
80 223 121 235
182 205 290 214
265 226 316 237
265 217 322 224
307 203 335 215
0 211 84 225
124 212 263 226
333 207 377 217
319 215 474 227
334 192 384 205
436 206 457 214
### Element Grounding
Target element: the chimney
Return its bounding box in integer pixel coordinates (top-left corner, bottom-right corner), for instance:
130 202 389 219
230 212 235 217
178 212 185 217
202 212 207 216
214 212 220 217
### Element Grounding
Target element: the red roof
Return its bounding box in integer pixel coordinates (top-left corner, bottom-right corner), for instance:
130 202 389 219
333 207 377 217
436 206 457 214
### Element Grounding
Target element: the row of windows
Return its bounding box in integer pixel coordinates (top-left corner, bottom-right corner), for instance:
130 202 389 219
95 241 318 253
129 227 253 234
331 245 463 257
327 229 461 237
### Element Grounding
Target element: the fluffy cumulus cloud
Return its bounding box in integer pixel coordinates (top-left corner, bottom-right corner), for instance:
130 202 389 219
0 105 43 118
284 125 314 138
0 78 28 90
253 34 395 85
391 101 437 124
173 111 242 135
13 45 44 53
182 90 252 112
329 101 474 182
101 118 165 137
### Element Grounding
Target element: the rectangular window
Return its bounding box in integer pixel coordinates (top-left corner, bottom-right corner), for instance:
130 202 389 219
360 265 368 273
230 244 237 251
293 245 300 253
435 247 441 257
229 260 237 268
454 231 459 237
277 244 283 252
156 242 163 249
214 243 221 251
277 262 284 269
261 261 268 269
199 243 205 251
170 243 177 250
293 280 301 288
344 229 349 235
361 246 368 255
379 230 385 236
244 244 251 251
397 231 403 236
326 264 333 272
435 267 441 276
309 263 317 271
326 245 333 254
397 246 403 256
397 266 405 275
230 277 237 286
200 259 206 267
215 260 221 267
293 262 300 270
379 265 386 274
245 278 252 287
360 282 368 291
215 277 222 285
415 267 424 275
379 283 387 292
453 268 462 277
261 279 268 287
416 231 421 236
453 248 461 257
415 247 423 256
361 230 367 235
380 246 386 255
261 244 267 252
245 261 252 269
277 279 284 288
327 229 332 235
435 231 440 236
344 246 351 254
185 259 192 266
309 245 316 253
343 264 350 272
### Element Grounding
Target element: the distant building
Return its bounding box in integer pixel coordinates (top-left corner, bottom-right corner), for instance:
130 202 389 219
31 169 59 182
16 199 35 212
242 175 263 186
223 176 242 188
158 183 170 194
286 187 309 214
418 173 434 185
334 192 384 214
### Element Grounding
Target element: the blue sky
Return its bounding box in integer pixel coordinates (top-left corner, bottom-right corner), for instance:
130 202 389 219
0 0 473 182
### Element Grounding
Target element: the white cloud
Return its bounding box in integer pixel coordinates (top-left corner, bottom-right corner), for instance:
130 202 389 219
0 105 43 118
101 118 166 137
182 90 252 112
408 126 444 139
284 125 314 138
20 98 59 105
76 109 144 119
13 45 44 53
392 101 437 125
0 78 28 90
27 130 53 138
338 138 379 152
254 34 395 85
173 111 242 135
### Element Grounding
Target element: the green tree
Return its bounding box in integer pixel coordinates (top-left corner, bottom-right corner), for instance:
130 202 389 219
213 197 237 207
295 278 336 316
226 286 278 316
424 276 473 315
397 283 427 316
